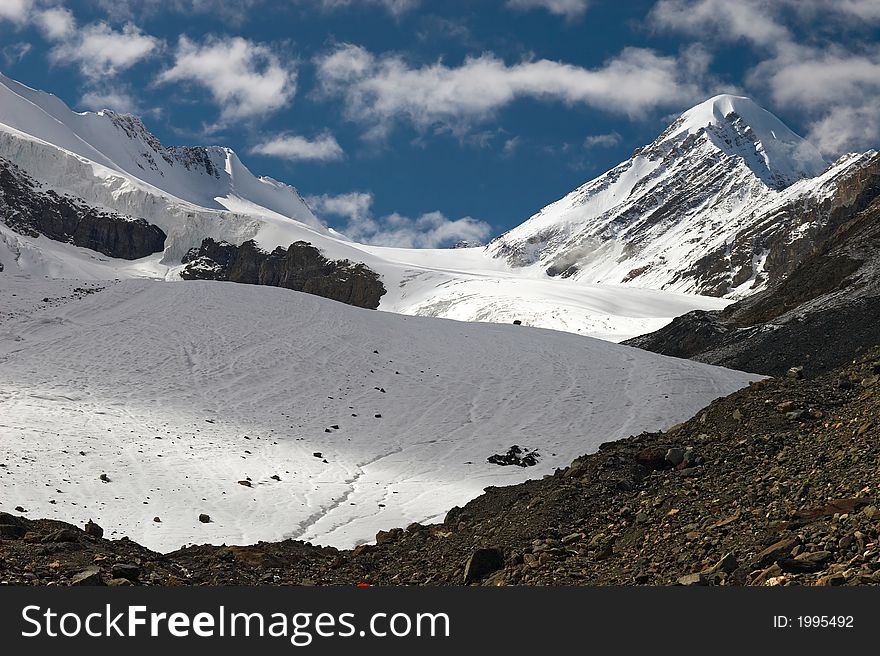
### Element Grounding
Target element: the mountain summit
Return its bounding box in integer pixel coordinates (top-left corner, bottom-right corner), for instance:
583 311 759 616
488 94 876 297
662 94 827 189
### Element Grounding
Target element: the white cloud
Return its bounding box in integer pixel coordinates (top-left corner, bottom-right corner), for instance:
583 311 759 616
79 88 143 114
307 191 492 248
251 133 344 162
157 35 297 121
95 0 263 23
651 1 880 156
306 191 374 221
35 7 74 39
346 211 492 248
315 43 710 139
583 131 621 148
1 42 32 65
48 22 160 79
805 103 880 156
502 136 522 156
0 0 33 23
748 44 880 155
649 0 790 48
506 0 589 20
305 0 420 16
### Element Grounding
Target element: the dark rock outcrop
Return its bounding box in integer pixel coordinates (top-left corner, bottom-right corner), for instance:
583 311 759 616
180 238 386 309
0 157 166 259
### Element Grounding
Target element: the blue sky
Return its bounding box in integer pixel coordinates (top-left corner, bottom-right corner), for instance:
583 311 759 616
1 0 879 247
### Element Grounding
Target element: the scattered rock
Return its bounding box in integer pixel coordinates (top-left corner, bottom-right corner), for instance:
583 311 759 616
70 567 103 586
198 514 211 524
110 563 140 581
41 528 80 543
677 572 708 586
84 520 104 538
636 447 667 470
665 447 685 467
463 548 504 584
753 538 798 567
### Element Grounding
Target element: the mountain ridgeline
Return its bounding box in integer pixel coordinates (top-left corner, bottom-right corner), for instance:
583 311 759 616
489 95 877 299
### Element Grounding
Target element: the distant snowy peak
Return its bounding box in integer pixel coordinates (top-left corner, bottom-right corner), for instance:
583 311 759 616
488 94 877 298
0 73 323 233
653 94 828 190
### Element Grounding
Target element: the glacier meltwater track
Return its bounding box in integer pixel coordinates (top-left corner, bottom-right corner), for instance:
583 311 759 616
0 278 760 551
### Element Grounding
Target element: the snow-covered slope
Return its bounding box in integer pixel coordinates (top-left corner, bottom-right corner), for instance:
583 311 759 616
0 276 759 551
0 74 731 341
0 73 321 232
488 95 875 298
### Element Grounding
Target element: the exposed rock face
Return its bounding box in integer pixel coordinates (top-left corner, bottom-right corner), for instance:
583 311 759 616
0 157 166 259
625 192 880 377
180 238 386 309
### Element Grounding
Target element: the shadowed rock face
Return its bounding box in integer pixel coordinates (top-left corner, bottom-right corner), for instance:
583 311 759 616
625 194 880 377
180 238 386 309
0 158 166 260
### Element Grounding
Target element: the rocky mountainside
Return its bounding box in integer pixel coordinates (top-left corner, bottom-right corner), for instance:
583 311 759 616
0 157 166 260
488 94 878 298
2 348 878 587
624 168 880 377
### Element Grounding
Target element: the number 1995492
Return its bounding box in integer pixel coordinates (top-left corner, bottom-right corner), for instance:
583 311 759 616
797 616 854 628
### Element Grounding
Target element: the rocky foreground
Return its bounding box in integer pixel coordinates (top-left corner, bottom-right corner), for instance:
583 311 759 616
2 349 879 587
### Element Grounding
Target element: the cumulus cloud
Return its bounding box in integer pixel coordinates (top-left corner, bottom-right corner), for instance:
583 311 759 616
506 0 589 20
79 87 145 114
502 136 522 156
307 191 492 248
1 42 32 65
94 0 263 24
649 0 789 48
304 0 421 16
47 21 160 79
583 131 621 148
35 6 75 39
251 133 344 162
157 35 297 121
748 43 880 155
314 43 710 139
651 0 880 43
651 1 880 156
0 0 33 24
306 191 374 221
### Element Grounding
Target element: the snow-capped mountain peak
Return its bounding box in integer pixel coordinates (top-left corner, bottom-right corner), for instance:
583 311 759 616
658 94 828 189
487 94 873 298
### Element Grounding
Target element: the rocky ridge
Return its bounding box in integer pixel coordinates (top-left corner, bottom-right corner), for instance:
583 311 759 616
180 238 386 309
2 348 879 586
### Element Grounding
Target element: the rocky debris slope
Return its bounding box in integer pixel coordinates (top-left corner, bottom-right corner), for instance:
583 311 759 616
180 238 386 309
2 348 879 586
0 158 166 260
625 191 880 377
